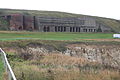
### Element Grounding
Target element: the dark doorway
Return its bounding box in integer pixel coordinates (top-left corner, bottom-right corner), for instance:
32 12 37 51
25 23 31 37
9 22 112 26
18 26 23 30
55 26 57 32
79 27 81 32
73 27 75 32
58 26 61 32
44 26 50 32
76 27 79 32
47 27 50 32
64 27 66 32
70 27 72 32
61 26 63 32
43 26 47 32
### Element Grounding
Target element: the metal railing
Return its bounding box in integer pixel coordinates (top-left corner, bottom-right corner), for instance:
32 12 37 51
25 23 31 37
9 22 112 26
0 48 17 80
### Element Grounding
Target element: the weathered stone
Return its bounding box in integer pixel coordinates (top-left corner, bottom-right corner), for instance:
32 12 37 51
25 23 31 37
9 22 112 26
0 14 112 32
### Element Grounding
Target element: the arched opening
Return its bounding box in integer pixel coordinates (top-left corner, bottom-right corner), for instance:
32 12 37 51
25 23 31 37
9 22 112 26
64 27 66 32
91 29 93 32
47 27 50 32
55 26 57 32
58 26 60 32
61 26 63 32
83 29 87 32
70 27 72 32
79 27 81 32
44 26 50 32
76 27 78 32
94 29 96 32
18 26 23 30
43 26 47 32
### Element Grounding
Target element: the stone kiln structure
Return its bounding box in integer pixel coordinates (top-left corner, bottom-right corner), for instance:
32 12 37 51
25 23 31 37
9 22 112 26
0 14 112 32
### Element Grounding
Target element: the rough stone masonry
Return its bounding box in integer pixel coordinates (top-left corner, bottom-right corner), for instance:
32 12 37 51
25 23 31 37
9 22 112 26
0 14 112 32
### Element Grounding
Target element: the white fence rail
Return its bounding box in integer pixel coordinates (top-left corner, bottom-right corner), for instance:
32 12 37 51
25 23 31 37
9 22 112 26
0 48 17 80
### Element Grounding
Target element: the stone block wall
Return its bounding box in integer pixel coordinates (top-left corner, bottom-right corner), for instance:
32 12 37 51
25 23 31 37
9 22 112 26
0 14 112 32
23 15 34 31
9 14 23 30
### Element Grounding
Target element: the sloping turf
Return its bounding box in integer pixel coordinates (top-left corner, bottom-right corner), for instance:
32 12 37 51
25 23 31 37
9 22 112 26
0 55 4 80
0 31 114 41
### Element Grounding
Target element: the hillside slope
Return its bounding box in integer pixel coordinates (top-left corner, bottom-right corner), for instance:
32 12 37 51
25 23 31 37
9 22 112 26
1 40 120 80
0 8 120 32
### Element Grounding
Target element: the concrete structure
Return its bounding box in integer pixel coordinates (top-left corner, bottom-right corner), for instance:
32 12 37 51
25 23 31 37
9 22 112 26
37 16 111 32
8 14 23 30
0 14 112 32
23 15 34 30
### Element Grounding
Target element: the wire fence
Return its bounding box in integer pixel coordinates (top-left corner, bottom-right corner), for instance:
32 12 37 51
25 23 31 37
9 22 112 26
0 48 17 80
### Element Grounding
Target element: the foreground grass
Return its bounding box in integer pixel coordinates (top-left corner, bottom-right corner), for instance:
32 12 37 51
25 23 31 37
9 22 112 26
0 31 114 41
8 53 120 80
2 40 120 80
0 55 4 80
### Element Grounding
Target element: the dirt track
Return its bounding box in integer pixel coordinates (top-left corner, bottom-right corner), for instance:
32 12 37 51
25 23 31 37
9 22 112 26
83 39 120 42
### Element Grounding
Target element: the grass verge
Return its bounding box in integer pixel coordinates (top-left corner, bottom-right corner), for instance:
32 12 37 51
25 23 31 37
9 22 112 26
0 31 115 41
0 55 4 80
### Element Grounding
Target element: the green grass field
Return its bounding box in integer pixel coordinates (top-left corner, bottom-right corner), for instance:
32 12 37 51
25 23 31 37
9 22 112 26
0 31 115 41
0 55 4 80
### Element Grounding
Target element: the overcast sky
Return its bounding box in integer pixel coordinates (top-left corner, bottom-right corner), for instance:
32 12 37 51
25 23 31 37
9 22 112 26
0 0 120 20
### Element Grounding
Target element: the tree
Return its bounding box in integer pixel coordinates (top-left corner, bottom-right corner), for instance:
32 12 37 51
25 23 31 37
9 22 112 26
97 25 102 32
0 17 9 30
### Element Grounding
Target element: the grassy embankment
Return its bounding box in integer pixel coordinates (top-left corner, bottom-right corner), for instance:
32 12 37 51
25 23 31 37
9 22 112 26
0 54 4 80
1 40 119 80
0 31 115 41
